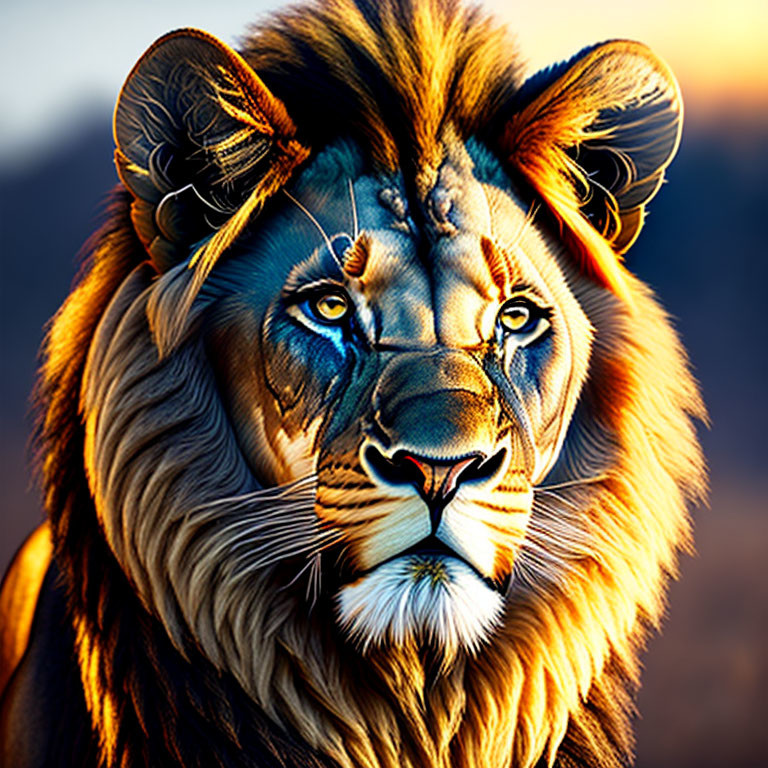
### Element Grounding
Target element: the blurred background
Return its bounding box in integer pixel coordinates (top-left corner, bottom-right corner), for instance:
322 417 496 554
1 1 766 765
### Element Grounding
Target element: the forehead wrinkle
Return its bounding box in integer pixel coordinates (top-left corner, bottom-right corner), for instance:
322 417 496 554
507 242 555 302
477 180 508 289
283 243 345 293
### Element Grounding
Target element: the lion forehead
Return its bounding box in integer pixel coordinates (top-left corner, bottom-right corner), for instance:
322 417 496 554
250 136 573 353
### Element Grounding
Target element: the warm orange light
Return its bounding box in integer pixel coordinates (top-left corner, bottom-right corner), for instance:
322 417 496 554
0 523 53 693
489 0 768 117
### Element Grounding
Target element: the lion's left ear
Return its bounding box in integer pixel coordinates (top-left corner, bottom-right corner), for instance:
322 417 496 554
499 41 682 301
114 28 309 274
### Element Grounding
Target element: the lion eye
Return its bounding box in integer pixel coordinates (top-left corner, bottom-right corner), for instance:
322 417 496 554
500 304 531 332
311 291 350 323
498 299 550 342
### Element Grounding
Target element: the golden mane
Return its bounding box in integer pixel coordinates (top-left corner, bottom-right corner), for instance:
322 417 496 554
241 0 523 173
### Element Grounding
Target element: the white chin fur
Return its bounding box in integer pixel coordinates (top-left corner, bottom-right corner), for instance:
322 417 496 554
337 555 503 655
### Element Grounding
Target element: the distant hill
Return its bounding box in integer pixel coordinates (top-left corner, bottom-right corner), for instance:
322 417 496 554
628 124 768 478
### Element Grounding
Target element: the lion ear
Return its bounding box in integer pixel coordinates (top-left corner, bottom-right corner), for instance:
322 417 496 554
114 28 309 272
499 41 682 301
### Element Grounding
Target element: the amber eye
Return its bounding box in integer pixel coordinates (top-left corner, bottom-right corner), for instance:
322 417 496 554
498 298 549 341
310 291 350 323
499 304 531 332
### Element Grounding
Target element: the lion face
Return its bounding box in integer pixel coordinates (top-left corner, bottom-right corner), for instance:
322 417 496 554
199 138 592 654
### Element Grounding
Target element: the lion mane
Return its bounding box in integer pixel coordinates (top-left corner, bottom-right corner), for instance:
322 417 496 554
0 1 705 767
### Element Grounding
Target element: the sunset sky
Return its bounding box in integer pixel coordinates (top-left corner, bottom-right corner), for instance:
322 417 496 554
1 0 765 168
489 0 768 114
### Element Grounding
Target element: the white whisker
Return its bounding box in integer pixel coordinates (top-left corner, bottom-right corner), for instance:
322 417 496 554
234 528 337 559
236 530 343 571
186 475 318 514
229 533 317 558
307 553 322 609
347 177 359 240
533 490 581 512
282 557 316 589
535 474 608 492
509 199 540 253
177 472 345 587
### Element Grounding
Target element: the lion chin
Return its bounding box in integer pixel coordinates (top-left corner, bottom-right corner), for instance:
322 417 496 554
337 554 504 657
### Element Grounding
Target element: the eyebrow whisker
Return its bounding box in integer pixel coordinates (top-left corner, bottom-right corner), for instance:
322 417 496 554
348 177 359 241
283 189 341 266
509 200 540 253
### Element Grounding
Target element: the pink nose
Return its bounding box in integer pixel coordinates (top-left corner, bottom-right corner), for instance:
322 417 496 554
365 445 504 532
399 454 480 503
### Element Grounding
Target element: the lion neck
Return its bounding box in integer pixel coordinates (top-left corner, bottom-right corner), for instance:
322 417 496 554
261 570 638 768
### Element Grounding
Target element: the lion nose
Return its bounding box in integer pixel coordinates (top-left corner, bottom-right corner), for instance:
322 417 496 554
399 454 478 504
365 447 504 530
372 349 498 457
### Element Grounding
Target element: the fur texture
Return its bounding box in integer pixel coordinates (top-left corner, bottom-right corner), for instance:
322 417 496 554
13 2 705 768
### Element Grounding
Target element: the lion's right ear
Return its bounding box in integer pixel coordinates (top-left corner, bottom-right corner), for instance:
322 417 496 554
114 29 309 273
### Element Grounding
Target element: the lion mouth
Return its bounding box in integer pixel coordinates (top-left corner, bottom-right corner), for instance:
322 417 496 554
362 535 511 594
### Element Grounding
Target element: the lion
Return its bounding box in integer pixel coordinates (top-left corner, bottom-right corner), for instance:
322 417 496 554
0 1 706 767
